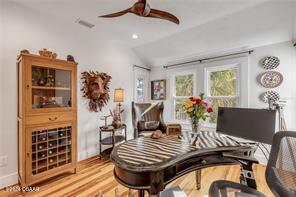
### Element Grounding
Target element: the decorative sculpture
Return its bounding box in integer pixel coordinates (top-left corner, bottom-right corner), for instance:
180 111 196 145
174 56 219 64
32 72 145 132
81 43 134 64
38 48 57 59
81 71 112 112
67 55 75 62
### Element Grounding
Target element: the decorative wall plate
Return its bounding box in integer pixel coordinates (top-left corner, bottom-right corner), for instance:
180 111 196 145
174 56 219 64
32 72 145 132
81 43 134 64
261 91 280 103
262 56 280 69
259 71 283 88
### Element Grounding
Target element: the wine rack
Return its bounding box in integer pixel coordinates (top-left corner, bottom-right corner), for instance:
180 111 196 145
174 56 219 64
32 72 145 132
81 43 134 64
31 126 72 176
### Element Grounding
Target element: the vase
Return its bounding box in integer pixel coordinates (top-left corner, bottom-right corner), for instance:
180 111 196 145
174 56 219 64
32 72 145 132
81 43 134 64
112 120 122 129
191 118 201 133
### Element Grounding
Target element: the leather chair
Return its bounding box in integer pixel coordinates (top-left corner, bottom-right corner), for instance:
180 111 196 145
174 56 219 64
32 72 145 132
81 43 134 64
132 102 167 138
209 131 296 197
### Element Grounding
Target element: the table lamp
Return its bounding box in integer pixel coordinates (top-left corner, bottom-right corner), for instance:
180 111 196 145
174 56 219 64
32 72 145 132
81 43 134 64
114 88 124 120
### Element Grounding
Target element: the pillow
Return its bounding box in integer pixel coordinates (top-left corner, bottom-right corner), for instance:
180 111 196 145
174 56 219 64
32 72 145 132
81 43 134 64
138 121 160 131
145 121 159 130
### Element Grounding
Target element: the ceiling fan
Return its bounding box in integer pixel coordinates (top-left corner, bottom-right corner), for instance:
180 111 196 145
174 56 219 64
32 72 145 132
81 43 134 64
99 0 180 25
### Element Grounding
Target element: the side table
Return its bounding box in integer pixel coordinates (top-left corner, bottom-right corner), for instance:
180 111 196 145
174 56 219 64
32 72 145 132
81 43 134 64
166 123 182 136
99 124 127 158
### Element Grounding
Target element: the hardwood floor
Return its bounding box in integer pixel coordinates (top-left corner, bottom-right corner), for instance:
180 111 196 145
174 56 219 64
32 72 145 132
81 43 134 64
0 156 273 197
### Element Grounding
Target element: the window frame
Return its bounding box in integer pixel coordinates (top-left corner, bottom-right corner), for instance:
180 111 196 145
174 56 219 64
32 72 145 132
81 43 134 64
136 77 145 101
171 70 197 123
133 68 149 102
204 64 242 126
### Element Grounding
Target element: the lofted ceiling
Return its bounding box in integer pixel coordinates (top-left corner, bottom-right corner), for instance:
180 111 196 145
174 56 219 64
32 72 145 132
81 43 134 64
8 0 271 46
6 0 296 66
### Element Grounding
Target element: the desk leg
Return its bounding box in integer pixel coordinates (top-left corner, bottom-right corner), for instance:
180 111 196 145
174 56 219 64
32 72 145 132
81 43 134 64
150 171 164 197
195 170 201 190
138 190 145 197
239 161 257 189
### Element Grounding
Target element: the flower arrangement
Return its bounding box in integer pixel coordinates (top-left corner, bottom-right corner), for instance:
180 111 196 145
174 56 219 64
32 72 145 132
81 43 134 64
182 93 213 133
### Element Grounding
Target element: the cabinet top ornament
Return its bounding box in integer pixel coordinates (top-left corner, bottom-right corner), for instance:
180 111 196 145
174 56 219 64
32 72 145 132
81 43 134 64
18 49 76 63
38 48 57 59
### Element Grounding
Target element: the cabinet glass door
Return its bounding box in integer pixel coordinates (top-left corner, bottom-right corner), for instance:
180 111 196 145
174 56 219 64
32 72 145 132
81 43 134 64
31 66 72 109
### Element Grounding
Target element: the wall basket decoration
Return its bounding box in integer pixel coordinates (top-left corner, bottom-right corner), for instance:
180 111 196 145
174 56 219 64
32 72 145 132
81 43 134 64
262 56 280 70
261 90 280 103
259 71 283 88
81 71 112 112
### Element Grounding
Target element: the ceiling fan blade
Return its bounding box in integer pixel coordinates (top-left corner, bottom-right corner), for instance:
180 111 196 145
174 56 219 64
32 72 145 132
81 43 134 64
99 8 131 18
148 9 180 24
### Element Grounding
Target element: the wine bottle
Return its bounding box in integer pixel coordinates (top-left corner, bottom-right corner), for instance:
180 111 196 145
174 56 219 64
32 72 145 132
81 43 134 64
49 158 54 163
48 150 53 155
39 145 43 150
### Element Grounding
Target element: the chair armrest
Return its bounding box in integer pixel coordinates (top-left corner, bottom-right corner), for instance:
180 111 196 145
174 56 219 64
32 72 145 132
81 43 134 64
209 180 265 197
222 152 259 164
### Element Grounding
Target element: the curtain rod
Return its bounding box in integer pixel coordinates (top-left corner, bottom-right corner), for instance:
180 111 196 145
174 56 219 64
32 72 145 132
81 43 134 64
164 50 254 69
133 65 151 71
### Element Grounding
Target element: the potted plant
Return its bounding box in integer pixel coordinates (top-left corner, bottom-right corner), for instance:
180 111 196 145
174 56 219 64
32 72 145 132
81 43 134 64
182 93 213 133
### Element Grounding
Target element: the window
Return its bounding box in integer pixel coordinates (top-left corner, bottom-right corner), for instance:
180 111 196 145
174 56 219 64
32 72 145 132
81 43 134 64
173 73 195 121
136 78 144 101
205 66 240 124
134 68 149 102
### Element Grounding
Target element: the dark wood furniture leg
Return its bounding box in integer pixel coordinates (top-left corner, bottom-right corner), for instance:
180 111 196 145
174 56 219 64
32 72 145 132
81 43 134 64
195 169 201 190
99 129 102 158
138 189 145 197
112 131 115 150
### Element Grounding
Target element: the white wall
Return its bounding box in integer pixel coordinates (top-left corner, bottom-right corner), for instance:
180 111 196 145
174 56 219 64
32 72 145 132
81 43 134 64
0 1 145 188
150 41 296 130
249 41 296 130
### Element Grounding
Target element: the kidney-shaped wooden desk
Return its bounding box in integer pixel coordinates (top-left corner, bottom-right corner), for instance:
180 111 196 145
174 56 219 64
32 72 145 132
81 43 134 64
111 131 258 196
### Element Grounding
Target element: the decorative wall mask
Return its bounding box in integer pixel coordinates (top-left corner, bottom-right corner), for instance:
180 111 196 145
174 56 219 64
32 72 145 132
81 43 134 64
261 91 280 103
81 71 112 112
259 71 283 88
262 56 280 70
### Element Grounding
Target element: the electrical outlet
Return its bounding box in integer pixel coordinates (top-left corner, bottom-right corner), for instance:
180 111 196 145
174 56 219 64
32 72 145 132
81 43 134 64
0 155 8 167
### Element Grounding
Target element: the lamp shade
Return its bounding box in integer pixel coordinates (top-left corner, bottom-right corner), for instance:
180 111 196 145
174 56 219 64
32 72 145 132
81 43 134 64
114 88 124 102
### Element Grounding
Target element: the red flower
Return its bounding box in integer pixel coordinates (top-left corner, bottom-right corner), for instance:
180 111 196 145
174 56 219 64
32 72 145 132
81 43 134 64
203 102 209 108
195 99 202 104
207 107 213 113
189 96 194 101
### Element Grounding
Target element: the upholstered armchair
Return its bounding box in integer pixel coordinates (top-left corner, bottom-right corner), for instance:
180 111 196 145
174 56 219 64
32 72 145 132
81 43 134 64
132 102 167 138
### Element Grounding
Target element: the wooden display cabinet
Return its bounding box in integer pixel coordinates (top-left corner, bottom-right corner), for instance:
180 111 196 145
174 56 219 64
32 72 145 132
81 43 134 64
17 53 77 187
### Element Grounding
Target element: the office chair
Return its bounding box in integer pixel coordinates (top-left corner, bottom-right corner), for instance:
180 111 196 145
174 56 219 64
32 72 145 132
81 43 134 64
209 131 296 197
